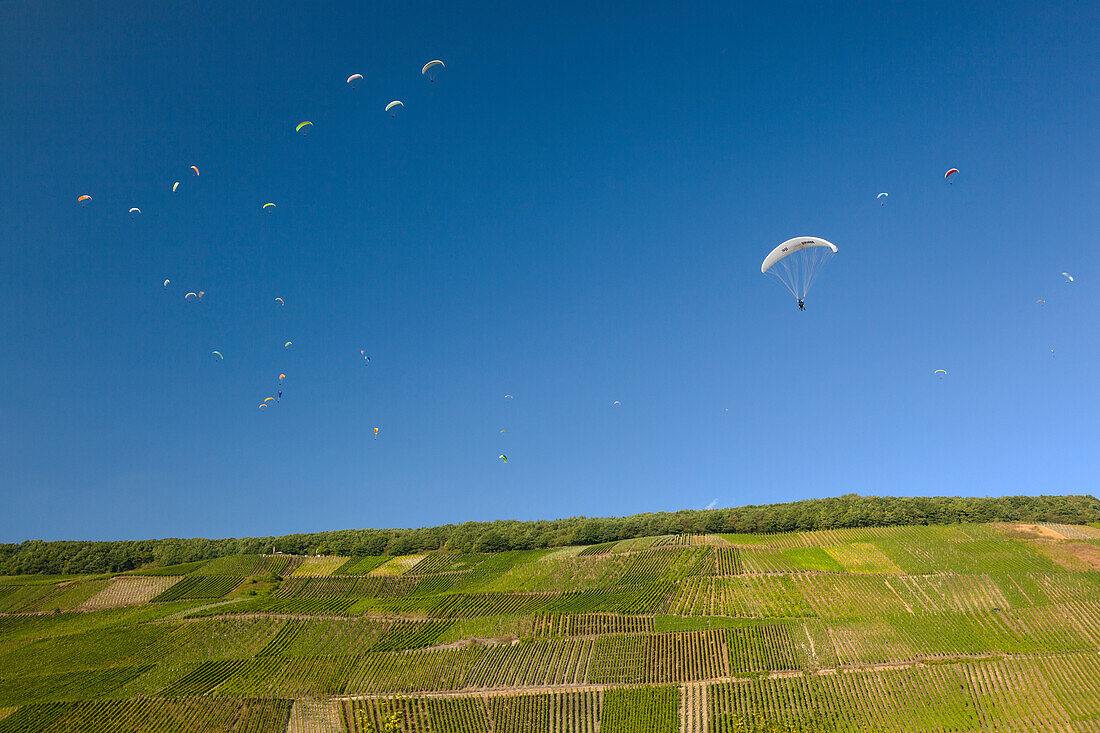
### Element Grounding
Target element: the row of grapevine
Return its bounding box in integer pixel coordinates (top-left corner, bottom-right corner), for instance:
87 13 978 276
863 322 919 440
151 576 244 602
343 690 602 733
334 557 392 575
727 625 798 673
77 576 179 610
715 547 743 575
290 557 349 577
600 685 679 733
275 576 418 599
588 630 727 684
532 613 654 636
0 666 151 707
286 697 341 733
343 638 594 694
577 543 617 556
0 697 292 733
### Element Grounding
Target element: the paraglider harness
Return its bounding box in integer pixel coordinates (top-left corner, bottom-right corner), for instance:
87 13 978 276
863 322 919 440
798 299 805 311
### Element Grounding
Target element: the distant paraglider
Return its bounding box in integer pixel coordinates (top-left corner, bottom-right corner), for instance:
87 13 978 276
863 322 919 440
346 73 363 89
498 454 508 463
129 207 141 218
78 195 92 206
360 350 370 364
1035 299 1046 306
504 394 514 400
284 341 293 349
190 166 200 177
945 168 959 183
163 279 170 289
421 60 444 82
278 374 287 384
934 369 947 378
877 193 888 205
1062 272 1075 283
296 121 313 136
274 297 284 307
172 182 180 192
185 292 198 301
263 203 276 210
211 351 223 361
373 427 380 439
385 101 403 117
612 401 621 406
761 237 838 308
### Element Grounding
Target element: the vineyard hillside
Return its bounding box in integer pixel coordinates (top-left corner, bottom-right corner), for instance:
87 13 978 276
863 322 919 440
2 521 1100 731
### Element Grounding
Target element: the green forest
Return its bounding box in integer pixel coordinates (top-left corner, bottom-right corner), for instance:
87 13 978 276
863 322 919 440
3 494 1097 576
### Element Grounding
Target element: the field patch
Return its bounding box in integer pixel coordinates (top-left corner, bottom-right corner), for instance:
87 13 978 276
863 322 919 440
368 554 426 576
332 556 390 575
601 685 679 733
287 697 341 733
78 576 179 610
1027 540 1100 571
150 575 243 602
741 547 845 573
289 556 349 577
824 542 902 573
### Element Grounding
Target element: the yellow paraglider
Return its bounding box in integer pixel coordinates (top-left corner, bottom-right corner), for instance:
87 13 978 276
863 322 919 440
373 427 380 439
421 60 444 82
263 202 276 210
385 101 403 117
284 341 293 349
296 121 313 135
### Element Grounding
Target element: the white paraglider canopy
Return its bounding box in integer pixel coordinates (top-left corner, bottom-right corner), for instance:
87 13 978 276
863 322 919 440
761 237 838 302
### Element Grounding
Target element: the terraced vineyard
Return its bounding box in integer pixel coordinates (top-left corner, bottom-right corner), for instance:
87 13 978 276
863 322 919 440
2 522 1100 731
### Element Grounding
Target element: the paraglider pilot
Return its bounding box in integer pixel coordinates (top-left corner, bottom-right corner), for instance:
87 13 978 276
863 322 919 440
798 299 805 311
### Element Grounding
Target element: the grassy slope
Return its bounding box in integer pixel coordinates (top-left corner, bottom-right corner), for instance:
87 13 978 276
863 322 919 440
0 523 1099 731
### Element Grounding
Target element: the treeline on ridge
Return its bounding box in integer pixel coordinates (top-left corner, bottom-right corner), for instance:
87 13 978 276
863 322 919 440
2 494 1097 576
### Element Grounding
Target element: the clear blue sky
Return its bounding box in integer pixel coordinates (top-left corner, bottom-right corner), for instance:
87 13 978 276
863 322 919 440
1 1 1097 542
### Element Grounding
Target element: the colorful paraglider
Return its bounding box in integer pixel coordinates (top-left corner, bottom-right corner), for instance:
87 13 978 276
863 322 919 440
259 403 268 410
284 341 293 349
945 168 959 183
498 454 508 463
876 193 888 205
1035 299 1047 306
172 181 180 192
504 394 514 400
190 165 200 177
274 297 284 307
211 351 223 361
761 237 838 308
385 101 403 117
373 427 380 439
421 60 444 82
78 195 92 206
197 291 204 301
360 350 370 364
185 292 198 301
278 374 287 383
264 397 275 405
296 121 313 136
346 73 363 88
